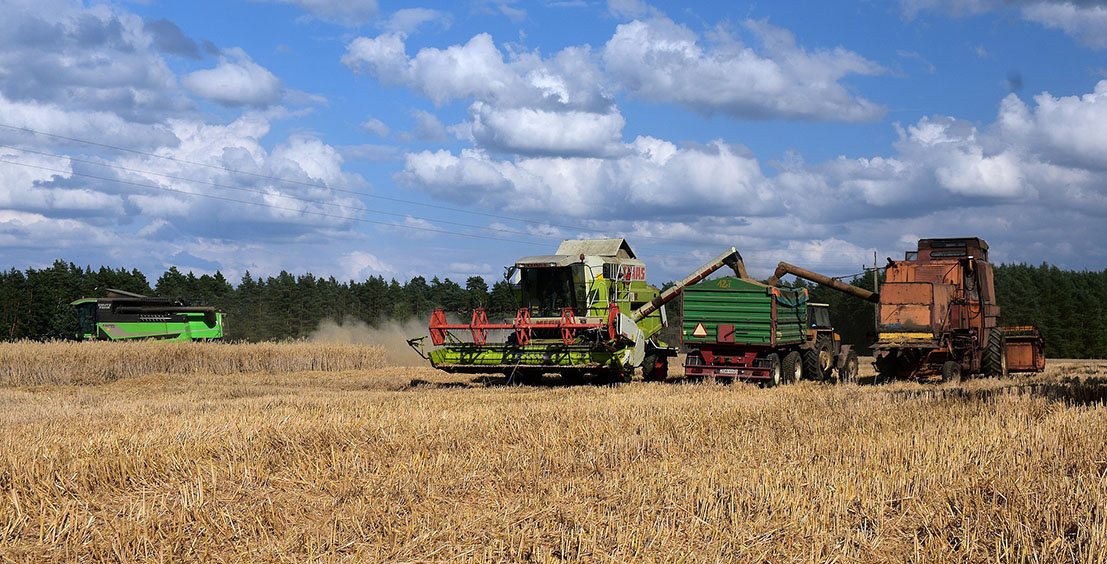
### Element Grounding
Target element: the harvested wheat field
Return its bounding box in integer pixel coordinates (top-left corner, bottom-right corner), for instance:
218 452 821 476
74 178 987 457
1 343 1106 563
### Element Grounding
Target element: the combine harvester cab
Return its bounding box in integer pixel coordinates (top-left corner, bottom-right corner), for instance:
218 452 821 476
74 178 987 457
71 288 225 341
408 238 744 383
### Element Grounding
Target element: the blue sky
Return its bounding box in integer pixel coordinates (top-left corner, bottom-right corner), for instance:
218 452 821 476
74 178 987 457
1 0 1106 286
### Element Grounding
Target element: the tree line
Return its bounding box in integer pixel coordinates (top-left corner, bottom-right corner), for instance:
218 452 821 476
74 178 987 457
1 260 1104 358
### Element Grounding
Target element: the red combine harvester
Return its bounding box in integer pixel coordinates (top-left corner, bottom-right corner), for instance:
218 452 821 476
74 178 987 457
769 237 1045 382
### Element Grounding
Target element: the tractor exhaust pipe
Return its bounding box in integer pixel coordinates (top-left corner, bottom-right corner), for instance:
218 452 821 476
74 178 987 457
631 247 746 322
767 262 880 303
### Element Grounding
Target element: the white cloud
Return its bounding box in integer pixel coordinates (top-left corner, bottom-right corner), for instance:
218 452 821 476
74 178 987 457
383 8 449 34
256 0 379 26
399 78 1107 251
412 110 446 141
396 137 773 218
900 0 1107 48
343 32 623 156
340 250 393 280
474 0 527 22
607 0 662 19
361 117 391 137
1022 3 1107 47
0 210 109 251
0 96 183 162
602 18 886 122
0 2 191 121
339 143 399 162
468 102 626 156
344 33 516 106
182 48 284 107
995 81 1107 169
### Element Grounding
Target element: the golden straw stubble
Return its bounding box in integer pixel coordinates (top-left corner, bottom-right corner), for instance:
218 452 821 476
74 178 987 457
0 344 1105 563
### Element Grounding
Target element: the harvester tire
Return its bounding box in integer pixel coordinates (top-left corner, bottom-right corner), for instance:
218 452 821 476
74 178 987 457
782 351 803 384
873 352 897 383
766 353 782 387
838 350 859 384
642 355 668 381
506 369 539 386
982 329 1008 379
598 368 631 385
803 335 833 381
941 361 962 384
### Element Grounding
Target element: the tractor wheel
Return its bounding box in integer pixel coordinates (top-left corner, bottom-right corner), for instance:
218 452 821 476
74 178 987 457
941 361 962 384
982 329 1008 379
642 355 668 382
803 335 833 381
838 350 860 384
765 353 782 388
782 351 803 384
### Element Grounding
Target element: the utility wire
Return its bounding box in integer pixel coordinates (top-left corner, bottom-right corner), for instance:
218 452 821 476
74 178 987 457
0 158 549 247
0 144 564 243
0 122 710 248
0 123 887 268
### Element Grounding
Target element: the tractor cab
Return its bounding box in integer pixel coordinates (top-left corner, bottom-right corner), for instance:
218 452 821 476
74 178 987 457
807 303 832 330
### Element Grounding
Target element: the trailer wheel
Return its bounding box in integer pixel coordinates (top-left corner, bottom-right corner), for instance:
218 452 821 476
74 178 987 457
838 350 859 384
803 335 832 381
766 353 782 387
941 361 962 384
982 329 1008 379
782 351 803 384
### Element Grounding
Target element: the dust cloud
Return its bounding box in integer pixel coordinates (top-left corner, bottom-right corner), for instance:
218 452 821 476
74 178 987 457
309 318 429 366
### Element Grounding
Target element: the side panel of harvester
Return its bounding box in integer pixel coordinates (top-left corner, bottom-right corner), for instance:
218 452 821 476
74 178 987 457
682 277 807 382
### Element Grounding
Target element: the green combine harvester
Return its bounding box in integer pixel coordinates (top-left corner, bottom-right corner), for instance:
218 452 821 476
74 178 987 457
408 238 744 382
71 289 225 341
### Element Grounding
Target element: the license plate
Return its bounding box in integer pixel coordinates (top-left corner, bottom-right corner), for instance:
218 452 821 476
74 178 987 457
718 368 739 375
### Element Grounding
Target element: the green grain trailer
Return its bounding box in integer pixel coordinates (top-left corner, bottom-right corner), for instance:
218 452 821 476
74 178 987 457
682 277 859 385
71 288 225 341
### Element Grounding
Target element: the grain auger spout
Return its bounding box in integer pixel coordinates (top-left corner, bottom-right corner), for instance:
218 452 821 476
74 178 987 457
632 247 746 322
767 262 880 303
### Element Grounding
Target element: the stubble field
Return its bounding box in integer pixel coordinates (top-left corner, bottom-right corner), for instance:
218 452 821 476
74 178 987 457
1 341 1106 563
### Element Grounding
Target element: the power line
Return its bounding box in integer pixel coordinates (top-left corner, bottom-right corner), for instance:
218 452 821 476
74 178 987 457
0 122 888 265
0 158 549 247
0 122 711 248
0 153 881 274
0 143 565 243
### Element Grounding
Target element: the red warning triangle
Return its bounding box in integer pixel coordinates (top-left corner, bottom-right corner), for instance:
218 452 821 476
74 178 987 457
692 323 708 338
